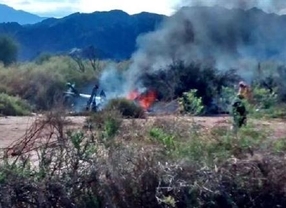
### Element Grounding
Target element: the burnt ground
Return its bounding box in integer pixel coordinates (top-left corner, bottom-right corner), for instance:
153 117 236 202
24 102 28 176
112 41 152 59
0 114 285 149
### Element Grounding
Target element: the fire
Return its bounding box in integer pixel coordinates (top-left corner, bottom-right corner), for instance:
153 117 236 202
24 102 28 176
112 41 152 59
127 89 157 110
127 90 140 100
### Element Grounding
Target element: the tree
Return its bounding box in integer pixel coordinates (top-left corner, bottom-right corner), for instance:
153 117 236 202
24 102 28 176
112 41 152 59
69 48 85 72
83 45 100 71
0 35 18 66
69 45 100 73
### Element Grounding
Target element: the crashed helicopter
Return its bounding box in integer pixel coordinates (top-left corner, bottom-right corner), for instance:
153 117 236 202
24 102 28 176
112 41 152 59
63 82 159 113
63 82 107 112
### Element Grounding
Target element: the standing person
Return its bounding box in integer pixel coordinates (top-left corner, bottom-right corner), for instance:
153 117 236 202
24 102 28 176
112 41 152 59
86 84 98 111
231 93 248 130
238 81 252 103
231 81 251 130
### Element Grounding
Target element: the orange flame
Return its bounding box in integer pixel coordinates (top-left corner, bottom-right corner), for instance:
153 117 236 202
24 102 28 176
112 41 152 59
127 90 140 100
127 89 157 110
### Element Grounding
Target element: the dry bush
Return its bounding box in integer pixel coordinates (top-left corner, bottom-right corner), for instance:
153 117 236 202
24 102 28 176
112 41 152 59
0 56 97 111
0 112 285 207
0 93 31 116
104 98 146 118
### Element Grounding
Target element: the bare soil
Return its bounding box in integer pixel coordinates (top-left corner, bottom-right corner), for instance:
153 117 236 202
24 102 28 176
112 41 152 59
0 115 285 149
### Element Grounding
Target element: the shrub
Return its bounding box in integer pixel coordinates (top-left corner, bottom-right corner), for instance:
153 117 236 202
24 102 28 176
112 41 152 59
214 86 237 113
1 112 286 207
246 85 285 119
0 93 31 116
149 127 176 151
0 56 98 110
104 98 146 118
34 52 52 64
252 62 286 102
141 60 240 106
178 89 204 115
0 35 18 66
252 86 278 110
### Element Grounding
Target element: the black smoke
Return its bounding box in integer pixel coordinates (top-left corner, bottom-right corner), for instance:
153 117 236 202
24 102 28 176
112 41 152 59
98 4 286 107
125 5 286 89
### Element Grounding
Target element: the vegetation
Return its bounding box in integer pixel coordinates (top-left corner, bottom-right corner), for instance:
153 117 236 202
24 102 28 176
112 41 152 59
0 51 284 118
0 93 31 116
0 35 18 66
0 109 285 207
104 98 146 118
178 89 204 115
0 56 102 111
141 60 240 112
0 34 286 207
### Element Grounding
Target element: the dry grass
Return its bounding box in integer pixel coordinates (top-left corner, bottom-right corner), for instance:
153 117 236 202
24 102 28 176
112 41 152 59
0 111 285 207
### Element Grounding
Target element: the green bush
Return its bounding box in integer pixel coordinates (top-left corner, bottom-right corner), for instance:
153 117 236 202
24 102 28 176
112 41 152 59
0 35 18 66
104 98 146 118
85 109 122 147
178 89 204 115
215 86 237 113
252 86 278 110
247 86 285 119
149 127 176 151
0 93 31 116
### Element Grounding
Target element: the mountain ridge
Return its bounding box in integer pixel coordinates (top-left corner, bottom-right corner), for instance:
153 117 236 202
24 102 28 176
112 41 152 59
0 8 167 61
1 6 286 62
0 3 47 25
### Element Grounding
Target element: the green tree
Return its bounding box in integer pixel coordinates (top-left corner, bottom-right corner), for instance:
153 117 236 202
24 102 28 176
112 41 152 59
0 35 18 66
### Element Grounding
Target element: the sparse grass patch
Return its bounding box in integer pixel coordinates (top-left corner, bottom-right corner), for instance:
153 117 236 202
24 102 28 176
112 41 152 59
149 127 176 152
175 121 270 166
272 138 286 153
85 109 122 130
0 93 31 116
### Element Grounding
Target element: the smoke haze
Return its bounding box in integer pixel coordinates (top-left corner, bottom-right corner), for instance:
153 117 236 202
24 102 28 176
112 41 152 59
99 2 286 99
180 0 286 15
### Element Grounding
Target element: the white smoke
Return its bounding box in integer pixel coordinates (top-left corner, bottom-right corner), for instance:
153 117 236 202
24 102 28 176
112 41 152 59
180 0 286 15
99 65 127 99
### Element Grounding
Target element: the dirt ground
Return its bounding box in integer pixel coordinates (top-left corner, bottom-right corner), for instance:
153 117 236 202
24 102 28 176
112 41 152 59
0 114 285 149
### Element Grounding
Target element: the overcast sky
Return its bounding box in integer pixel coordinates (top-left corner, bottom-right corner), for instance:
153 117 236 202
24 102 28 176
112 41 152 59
1 0 286 18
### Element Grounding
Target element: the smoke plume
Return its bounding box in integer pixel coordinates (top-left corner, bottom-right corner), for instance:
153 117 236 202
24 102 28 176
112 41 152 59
180 0 286 15
99 2 286 100
128 4 286 84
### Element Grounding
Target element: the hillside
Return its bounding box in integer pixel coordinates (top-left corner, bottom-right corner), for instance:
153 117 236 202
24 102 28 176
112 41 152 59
0 3 46 25
0 10 166 61
1 6 286 62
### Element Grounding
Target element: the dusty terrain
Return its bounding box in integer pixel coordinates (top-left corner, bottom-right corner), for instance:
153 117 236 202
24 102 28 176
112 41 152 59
0 114 285 149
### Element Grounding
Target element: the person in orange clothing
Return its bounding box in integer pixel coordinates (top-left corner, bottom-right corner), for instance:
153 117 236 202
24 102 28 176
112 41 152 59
238 81 252 103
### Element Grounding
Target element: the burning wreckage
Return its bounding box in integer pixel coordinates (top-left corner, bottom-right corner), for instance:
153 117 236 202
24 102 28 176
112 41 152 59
63 83 106 112
63 82 158 113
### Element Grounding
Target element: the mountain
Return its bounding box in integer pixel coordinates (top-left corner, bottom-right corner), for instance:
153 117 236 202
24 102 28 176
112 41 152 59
0 9 166 61
1 6 285 63
0 4 46 25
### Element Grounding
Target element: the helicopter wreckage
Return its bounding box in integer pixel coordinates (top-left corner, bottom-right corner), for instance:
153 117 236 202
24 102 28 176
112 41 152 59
62 82 159 113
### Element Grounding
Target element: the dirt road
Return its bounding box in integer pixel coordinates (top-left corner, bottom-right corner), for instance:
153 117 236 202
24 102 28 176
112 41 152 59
0 115 285 148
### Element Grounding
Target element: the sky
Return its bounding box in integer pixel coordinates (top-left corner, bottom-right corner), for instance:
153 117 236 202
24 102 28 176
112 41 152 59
0 0 180 17
1 0 286 18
